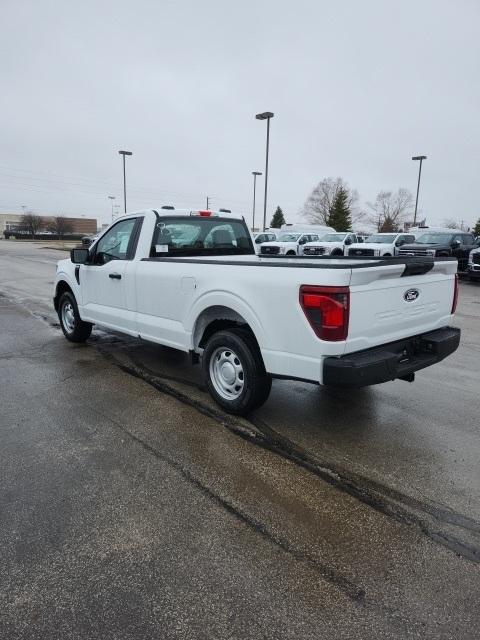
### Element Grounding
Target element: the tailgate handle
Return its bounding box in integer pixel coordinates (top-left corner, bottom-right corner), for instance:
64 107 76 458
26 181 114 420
109 273 122 280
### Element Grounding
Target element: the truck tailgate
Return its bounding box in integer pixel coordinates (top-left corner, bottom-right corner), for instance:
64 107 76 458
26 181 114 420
345 259 458 354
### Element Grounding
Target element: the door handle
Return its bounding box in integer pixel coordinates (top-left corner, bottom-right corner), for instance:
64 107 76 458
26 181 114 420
109 273 122 279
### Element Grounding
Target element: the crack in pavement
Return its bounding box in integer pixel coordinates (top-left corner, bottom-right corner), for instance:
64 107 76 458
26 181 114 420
100 354 480 565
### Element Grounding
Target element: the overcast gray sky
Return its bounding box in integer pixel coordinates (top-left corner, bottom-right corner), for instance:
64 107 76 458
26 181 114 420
1 0 479 228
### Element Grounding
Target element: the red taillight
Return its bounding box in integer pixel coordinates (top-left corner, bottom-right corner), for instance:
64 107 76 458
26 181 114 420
300 285 350 341
198 210 212 217
451 273 459 314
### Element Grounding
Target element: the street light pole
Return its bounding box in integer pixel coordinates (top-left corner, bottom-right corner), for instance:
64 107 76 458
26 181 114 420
251 171 262 231
255 112 274 231
118 150 133 213
412 155 427 226
108 195 116 221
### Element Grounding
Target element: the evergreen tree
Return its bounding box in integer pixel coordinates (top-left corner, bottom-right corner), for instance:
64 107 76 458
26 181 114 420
327 187 352 231
473 218 480 237
270 206 286 228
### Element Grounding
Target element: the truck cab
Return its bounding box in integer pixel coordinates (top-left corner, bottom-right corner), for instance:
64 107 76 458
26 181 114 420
253 231 277 246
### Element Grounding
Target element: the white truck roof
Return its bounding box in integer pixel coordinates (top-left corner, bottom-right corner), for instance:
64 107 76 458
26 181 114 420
115 208 244 221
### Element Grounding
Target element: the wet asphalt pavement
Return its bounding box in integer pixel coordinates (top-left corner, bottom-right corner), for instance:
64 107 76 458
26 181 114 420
1 240 479 639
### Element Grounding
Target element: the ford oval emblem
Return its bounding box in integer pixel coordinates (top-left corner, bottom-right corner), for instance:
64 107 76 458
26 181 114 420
404 288 420 302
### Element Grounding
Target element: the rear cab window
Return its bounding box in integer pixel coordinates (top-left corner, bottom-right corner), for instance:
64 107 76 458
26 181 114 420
150 216 255 257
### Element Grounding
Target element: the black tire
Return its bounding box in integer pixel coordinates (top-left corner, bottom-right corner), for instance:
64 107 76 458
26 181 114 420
202 328 272 415
383 253 392 257
286 250 296 256
58 291 92 343
331 249 343 256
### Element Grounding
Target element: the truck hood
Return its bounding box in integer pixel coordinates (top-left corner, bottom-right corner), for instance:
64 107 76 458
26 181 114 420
261 241 296 249
304 241 344 250
57 257 71 270
348 242 391 250
400 243 451 252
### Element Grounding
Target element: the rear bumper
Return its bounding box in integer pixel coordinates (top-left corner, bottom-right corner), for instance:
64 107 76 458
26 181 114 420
323 326 460 387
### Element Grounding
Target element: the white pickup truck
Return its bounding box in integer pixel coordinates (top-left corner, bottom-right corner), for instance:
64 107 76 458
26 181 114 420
54 208 460 415
346 232 417 257
303 232 359 257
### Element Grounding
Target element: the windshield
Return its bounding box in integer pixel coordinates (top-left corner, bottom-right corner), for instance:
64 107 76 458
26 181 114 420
365 234 397 243
320 233 347 242
277 233 300 242
415 233 454 244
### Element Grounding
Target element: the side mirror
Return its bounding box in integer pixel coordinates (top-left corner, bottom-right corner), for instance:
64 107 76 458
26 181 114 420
255 238 261 244
452 240 461 248
395 240 403 247
299 238 306 245
71 247 90 264
344 238 352 245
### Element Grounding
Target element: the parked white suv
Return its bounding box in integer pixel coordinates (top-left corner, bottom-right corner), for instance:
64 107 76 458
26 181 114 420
346 232 416 257
303 232 358 256
260 232 321 256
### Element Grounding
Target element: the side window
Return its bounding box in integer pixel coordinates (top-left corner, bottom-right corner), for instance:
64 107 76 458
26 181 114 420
94 218 138 264
463 234 474 244
311 235 319 242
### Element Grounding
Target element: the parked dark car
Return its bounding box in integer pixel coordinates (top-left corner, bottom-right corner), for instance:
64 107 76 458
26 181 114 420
398 232 480 272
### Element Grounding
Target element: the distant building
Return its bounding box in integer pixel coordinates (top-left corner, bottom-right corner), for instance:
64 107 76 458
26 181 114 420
0 213 22 234
404 218 427 231
0 213 97 236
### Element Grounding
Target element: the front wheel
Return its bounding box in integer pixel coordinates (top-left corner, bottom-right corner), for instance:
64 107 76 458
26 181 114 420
58 291 92 342
202 328 272 415
286 250 296 256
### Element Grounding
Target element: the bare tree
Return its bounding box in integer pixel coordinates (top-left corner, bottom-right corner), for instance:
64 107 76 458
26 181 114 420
49 216 74 239
303 177 362 226
366 189 413 232
443 218 460 229
21 212 44 239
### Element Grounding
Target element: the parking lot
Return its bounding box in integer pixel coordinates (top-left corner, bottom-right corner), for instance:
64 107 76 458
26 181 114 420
1 240 480 639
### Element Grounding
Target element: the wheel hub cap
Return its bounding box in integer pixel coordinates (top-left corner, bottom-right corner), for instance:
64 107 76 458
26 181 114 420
61 302 75 333
209 348 245 401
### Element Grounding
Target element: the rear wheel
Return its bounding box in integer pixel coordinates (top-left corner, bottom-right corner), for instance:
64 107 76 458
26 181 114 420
58 291 92 342
202 328 272 415
383 253 392 257
286 250 296 256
